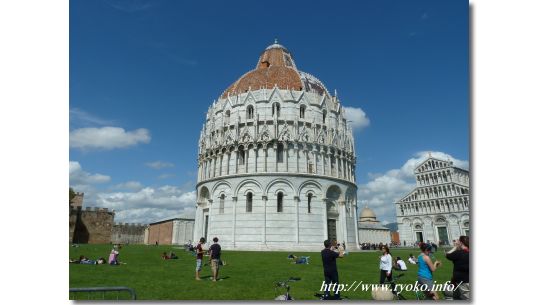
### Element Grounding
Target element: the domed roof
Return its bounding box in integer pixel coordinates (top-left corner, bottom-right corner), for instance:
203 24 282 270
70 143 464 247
359 206 377 222
221 40 329 98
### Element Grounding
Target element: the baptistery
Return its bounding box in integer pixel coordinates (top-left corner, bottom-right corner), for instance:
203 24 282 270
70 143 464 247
194 41 359 250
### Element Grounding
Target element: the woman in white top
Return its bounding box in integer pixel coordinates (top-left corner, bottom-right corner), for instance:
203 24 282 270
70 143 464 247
395 257 407 271
379 245 394 292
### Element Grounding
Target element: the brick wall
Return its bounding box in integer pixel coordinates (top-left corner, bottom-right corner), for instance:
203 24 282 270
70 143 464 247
147 221 174 245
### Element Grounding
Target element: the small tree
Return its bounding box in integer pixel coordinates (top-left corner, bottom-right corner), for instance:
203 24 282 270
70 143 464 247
69 187 76 203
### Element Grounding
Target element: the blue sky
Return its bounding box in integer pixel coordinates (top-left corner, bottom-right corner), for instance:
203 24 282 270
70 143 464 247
69 0 469 224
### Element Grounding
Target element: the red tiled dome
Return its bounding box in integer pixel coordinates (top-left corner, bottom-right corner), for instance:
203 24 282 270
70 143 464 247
221 41 329 98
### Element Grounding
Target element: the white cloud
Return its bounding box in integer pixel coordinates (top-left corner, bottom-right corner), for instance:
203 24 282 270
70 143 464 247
69 161 111 185
145 161 175 169
70 127 150 150
357 151 468 223
113 181 144 191
342 106 370 130
69 161 194 224
158 173 177 179
114 207 196 224
70 108 114 127
93 186 196 223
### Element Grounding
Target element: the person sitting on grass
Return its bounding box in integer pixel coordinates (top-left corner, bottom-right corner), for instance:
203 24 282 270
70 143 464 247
408 254 417 265
108 246 120 265
394 257 407 271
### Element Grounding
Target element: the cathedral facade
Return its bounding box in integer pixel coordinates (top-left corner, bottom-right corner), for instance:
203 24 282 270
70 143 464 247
194 41 359 251
396 157 470 246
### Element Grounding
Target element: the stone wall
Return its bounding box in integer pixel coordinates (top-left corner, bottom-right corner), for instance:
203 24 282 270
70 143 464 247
70 192 84 208
111 223 147 244
70 206 115 244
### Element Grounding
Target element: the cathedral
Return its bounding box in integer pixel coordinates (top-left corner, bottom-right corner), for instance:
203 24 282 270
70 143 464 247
193 41 359 251
396 156 470 246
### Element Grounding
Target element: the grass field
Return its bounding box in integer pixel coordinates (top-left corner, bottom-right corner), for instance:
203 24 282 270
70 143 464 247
69 244 454 300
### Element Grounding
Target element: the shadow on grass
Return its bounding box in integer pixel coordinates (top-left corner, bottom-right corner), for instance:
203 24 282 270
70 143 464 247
201 276 231 281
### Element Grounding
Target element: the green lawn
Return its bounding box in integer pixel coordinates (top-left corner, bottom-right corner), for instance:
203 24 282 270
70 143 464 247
69 244 454 300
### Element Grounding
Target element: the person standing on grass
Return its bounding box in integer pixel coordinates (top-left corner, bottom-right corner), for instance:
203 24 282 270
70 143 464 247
445 235 470 300
321 239 344 300
417 243 442 300
195 237 206 281
379 245 395 293
208 237 221 282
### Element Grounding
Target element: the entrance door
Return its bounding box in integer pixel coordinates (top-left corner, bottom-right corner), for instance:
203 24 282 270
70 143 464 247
327 219 337 242
437 226 449 245
416 231 424 243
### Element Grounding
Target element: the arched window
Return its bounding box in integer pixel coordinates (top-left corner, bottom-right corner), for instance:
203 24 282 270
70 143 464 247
246 192 252 212
246 105 254 120
299 105 306 119
277 192 283 212
238 146 245 165
307 193 313 213
272 103 280 117
219 194 225 214
276 143 284 163
322 110 327 124
225 110 230 124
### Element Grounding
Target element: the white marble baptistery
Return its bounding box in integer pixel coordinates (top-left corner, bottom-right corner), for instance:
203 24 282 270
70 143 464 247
194 41 359 251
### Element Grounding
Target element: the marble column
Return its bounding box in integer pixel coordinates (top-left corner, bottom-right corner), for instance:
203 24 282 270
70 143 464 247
353 203 359 248
294 196 300 243
284 143 289 172
207 199 213 240
295 145 299 173
234 150 238 174
339 200 347 243
245 149 249 173
262 195 267 244
254 147 258 173
321 150 326 175
322 198 328 239
304 150 308 173
232 196 237 246
263 145 268 172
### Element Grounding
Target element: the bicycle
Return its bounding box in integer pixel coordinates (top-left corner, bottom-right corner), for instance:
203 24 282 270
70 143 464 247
274 277 301 300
